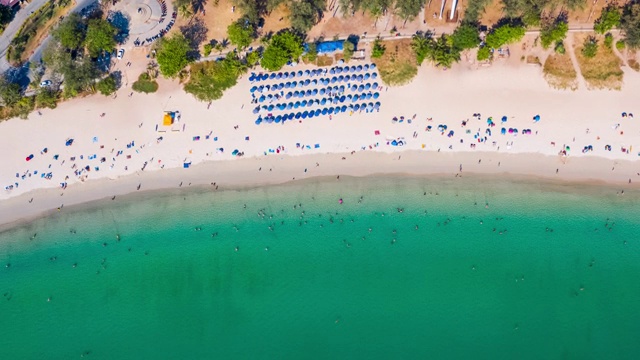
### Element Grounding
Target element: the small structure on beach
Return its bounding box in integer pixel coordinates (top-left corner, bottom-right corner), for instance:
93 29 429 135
163 111 176 126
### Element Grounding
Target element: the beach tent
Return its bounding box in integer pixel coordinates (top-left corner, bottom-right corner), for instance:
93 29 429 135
163 111 175 126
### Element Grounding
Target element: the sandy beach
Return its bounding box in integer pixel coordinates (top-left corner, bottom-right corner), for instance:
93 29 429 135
1 62 639 226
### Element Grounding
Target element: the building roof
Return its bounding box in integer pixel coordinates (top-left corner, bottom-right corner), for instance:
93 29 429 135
0 0 20 7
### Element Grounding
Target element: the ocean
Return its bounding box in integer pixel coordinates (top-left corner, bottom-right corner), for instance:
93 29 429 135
1 176 639 359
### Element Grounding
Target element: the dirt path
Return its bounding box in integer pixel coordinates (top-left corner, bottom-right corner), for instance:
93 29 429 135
565 34 587 90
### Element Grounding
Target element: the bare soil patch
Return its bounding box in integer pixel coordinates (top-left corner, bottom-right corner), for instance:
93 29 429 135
375 38 418 86
543 52 578 90
573 34 623 90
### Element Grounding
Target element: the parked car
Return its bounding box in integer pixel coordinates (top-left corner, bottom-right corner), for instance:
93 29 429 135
117 49 125 60
39 80 52 87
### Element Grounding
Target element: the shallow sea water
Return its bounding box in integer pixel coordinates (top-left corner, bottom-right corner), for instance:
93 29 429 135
1 176 639 359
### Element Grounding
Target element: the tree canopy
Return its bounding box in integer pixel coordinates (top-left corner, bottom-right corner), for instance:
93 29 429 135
485 22 526 49
289 0 325 33
450 23 480 51
0 4 16 26
260 30 304 71
52 13 86 49
85 19 118 57
621 1 640 49
156 34 192 77
184 53 247 101
96 74 118 96
395 0 423 22
0 78 22 107
594 5 621 34
371 38 386 58
540 16 569 49
227 19 254 49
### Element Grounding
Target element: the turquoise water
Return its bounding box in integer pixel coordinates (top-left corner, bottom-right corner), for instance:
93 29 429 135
1 176 639 359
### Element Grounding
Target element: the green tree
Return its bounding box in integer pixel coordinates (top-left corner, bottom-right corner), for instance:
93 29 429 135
395 0 423 24
0 79 22 106
203 43 213 56
260 30 304 71
501 0 547 26
343 39 355 61
132 73 159 93
604 33 614 49
485 23 526 49
582 36 598 58
184 53 247 101
451 23 480 51
429 35 461 68
371 37 386 58
52 13 85 49
96 74 118 96
246 50 260 66
35 88 59 109
176 0 194 18
464 0 491 23
554 41 566 54
540 17 569 49
85 19 117 57
289 0 325 33
156 34 192 77
0 4 14 26
621 1 640 49
594 5 621 34
411 31 434 64
62 58 100 98
477 46 491 60
227 19 254 49
303 42 318 62
12 96 35 119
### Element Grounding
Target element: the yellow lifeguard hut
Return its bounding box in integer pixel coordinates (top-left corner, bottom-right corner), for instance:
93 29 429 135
163 111 176 126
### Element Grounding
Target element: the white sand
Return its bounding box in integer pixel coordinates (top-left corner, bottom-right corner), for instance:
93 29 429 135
1 62 639 226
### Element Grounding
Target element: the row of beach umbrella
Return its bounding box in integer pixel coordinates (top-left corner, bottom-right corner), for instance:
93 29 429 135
249 64 377 82
254 93 381 113
257 83 379 103
255 102 382 124
250 73 378 94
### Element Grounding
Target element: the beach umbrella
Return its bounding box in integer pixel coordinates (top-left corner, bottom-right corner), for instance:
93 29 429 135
351 96 358 103
370 63 376 69
308 111 315 118
329 68 335 75
336 67 342 74
372 82 379 88
309 101 316 107
364 73 370 80
357 65 363 72
250 86 257 93
267 104 274 111
286 102 293 110
331 77 337 84
312 89 318 95
302 111 308 118
265 116 273 123
358 85 365 92
278 83 284 90
275 115 282 123
372 73 378 79
298 81 305 88
292 81 298 87
338 75 344 82
349 85 355 91
373 92 379 99
301 100 308 107
366 93 372 100
350 66 356 73
354 104 360 111
259 95 265 103
249 74 256 82
314 109 321 116
294 102 300 109
312 79 318 85
533 114 541 122
302 90 309 96
366 104 373 111
285 92 293 99
364 83 371 90
255 118 262 125
285 82 291 89
267 94 274 100
304 79 310 86
297 71 303 77
320 98 327 105
269 73 275 79
340 95 346 102
345 75 351 82
253 107 260 114
328 107 334 114
319 88 326 95
262 105 268 110
360 94 367 100
341 105 347 112
304 70 310 76
295 112 301 119
320 108 327 115
501 116 508 122
276 73 282 80
364 64 370 71
374 103 380 110
288 73 295 79
278 104 287 110
357 74 364 81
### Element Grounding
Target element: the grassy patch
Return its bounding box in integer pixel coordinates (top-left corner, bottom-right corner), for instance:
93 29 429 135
375 39 418 86
7 0 72 65
574 34 623 90
629 58 640 72
132 73 159 93
543 53 578 90
316 55 333 67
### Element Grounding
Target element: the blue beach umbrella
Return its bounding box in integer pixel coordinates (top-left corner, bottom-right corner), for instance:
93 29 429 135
338 75 344 82
345 75 351 82
370 63 377 69
295 112 301 119
312 89 318 95
249 74 256 81
351 96 358 103
303 90 310 96
366 93 372 100
279 104 287 110
275 115 282 123
364 73 370 80
340 95 346 102
304 70 310 76
297 71 303 77
321 108 328 115
357 74 363 81
329 68 335 74
357 65 363 72
294 101 300 109
341 105 347 112
308 111 315 118
372 82 379 88
301 100 308 106
319 88 326 95
336 67 342 74
255 118 262 125
339 85 345 92
301 111 308 118
351 85 357 91
304 79 310 86
364 83 371 90
320 98 327 105
358 85 364 92
372 73 378 79
286 102 293 109
354 104 360 111
313 109 320 116
360 94 367 100
364 64 370 71
265 116 273 123
269 73 276 79
328 107 334 114
347 94 353 100
276 73 282 80
291 81 298 87
373 92 380 99
311 79 318 85
307 101 315 108
259 95 265 103
288 72 295 79
253 107 260 114
250 86 257 93
267 104 274 111
286 92 293 99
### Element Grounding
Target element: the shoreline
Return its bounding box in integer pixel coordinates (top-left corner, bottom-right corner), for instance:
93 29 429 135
1 149 638 230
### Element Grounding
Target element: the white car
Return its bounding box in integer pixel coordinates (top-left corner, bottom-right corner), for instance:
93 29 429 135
39 80 52 87
117 49 125 60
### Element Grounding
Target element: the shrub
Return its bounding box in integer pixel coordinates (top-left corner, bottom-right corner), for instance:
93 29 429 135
616 40 625 50
485 23 526 49
582 36 598 58
604 33 614 49
477 46 491 60
594 5 621 34
96 74 117 96
132 73 159 93
203 43 212 56
260 30 304 71
554 41 566 54
540 19 569 49
371 38 386 58
343 40 355 62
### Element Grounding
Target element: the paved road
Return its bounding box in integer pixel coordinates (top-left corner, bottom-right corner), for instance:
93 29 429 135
0 0 50 72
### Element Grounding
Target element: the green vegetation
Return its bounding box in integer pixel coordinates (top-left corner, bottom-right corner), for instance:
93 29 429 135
203 43 213 56
377 39 418 85
411 31 432 65
616 39 625 50
395 0 424 23
477 46 491 61
371 38 386 58
338 0 393 25
501 0 585 26
184 53 247 101
302 42 318 62
246 50 260 66
35 88 60 109
0 4 16 30
52 13 85 49
289 0 326 33
7 1 56 64
260 30 304 71
463 0 491 23
451 23 480 51
227 19 255 49
621 1 640 48
412 31 463 67
96 74 118 96
132 73 159 93
582 36 598 58
554 41 566 54
594 5 621 34
540 16 569 49
343 39 355 62
0 78 22 106
156 34 192 77
0 76 34 119
604 33 614 49
85 19 118 57
485 22 526 49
